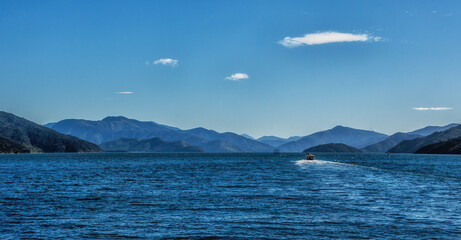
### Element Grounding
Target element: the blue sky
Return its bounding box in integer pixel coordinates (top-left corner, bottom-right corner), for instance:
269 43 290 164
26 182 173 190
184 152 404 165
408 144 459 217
1 0 461 138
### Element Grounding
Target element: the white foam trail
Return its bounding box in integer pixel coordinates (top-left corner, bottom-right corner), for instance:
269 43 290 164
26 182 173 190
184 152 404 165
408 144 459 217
294 159 361 167
294 159 330 165
293 159 380 171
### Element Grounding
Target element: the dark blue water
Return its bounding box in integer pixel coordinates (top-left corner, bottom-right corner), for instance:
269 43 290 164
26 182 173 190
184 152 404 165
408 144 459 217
0 153 460 239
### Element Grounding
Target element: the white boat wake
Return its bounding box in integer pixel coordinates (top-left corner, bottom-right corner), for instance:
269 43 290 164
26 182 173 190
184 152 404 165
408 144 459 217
293 159 381 171
294 159 330 165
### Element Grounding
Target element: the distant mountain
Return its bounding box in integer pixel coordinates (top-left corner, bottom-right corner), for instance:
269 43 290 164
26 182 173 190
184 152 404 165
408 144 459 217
48 116 188 144
100 137 204 153
362 132 422 152
362 124 460 153
183 127 274 152
278 126 388 152
47 117 274 152
303 143 362 153
46 115 458 154
240 134 255 140
257 136 302 148
0 111 101 153
389 125 461 153
415 137 461 154
407 123 459 137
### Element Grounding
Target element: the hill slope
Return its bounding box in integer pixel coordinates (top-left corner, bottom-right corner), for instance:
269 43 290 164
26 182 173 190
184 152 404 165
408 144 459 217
415 137 461 154
0 135 32 153
362 132 422 152
100 138 204 153
389 125 461 153
303 143 362 153
0 111 101 153
278 126 387 152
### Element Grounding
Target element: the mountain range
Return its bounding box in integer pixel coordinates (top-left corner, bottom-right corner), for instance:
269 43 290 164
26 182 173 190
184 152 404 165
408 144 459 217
0 111 101 153
277 126 388 152
361 132 422 152
407 123 459 137
44 115 461 154
1 110 458 154
47 117 274 153
183 127 274 152
360 123 459 153
389 125 461 153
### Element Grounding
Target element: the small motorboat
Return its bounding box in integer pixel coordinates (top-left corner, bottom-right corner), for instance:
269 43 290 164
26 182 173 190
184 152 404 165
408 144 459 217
306 153 315 160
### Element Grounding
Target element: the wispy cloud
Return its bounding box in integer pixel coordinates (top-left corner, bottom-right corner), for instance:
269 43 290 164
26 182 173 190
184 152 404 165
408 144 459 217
225 73 249 81
431 10 454 17
413 107 453 111
279 31 382 47
115 92 134 94
154 58 178 67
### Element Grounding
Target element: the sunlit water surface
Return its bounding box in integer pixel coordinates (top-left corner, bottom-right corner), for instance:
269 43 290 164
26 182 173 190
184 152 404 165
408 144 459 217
0 153 460 239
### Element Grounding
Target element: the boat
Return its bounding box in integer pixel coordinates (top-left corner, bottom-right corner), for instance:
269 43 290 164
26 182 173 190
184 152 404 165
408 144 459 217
306 153 315 160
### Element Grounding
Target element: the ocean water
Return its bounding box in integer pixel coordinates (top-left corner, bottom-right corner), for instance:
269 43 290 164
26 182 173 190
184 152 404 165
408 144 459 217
0 153 460 239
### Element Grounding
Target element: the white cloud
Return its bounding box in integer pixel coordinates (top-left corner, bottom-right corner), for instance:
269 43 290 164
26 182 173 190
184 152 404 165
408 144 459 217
279 31 382 47
154 58 178 67
413 107 453 111
225 73 249 81
115 92 134 94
